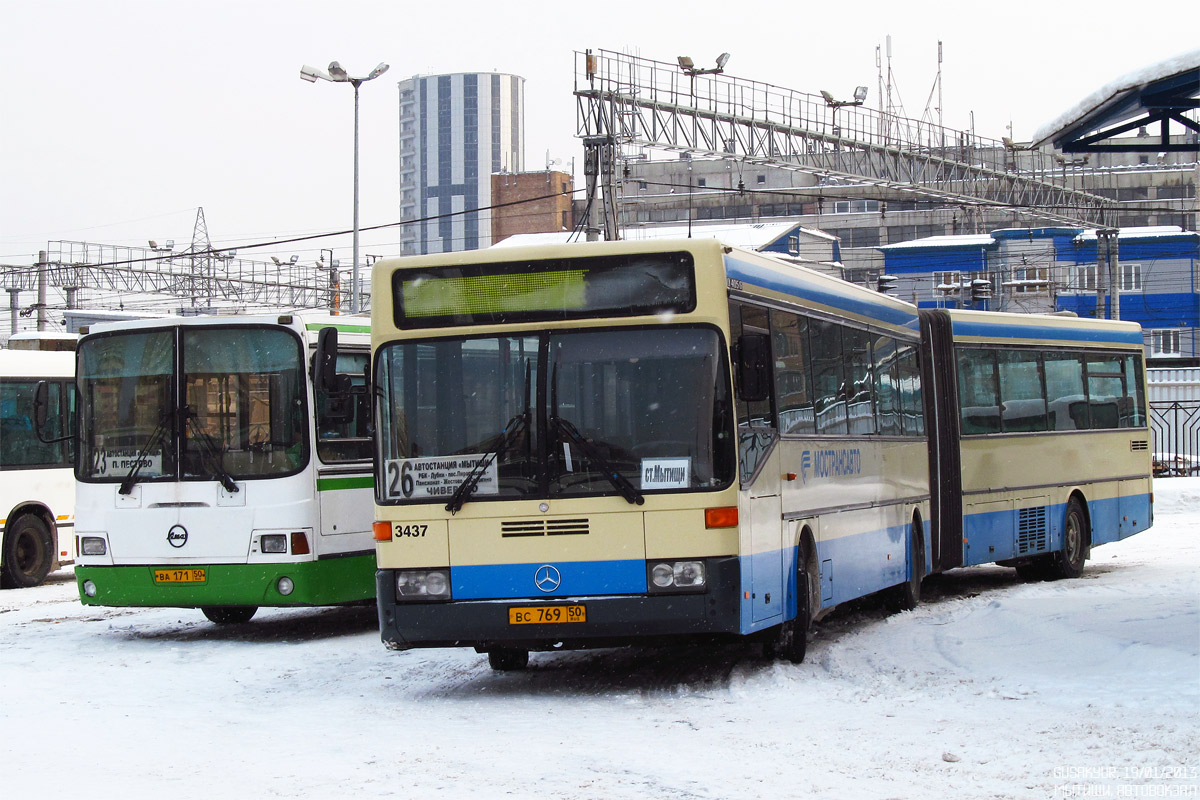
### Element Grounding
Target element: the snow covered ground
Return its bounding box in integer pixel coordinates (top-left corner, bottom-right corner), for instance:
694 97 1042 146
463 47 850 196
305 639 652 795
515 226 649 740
3 483 1198 800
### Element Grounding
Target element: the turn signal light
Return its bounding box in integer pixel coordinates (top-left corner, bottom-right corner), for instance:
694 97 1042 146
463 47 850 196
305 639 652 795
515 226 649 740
290 532 310 555
704 506 738 529
373 521 393 541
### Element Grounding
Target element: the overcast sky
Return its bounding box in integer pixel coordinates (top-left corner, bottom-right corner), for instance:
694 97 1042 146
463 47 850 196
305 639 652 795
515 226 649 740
2 0 1196 270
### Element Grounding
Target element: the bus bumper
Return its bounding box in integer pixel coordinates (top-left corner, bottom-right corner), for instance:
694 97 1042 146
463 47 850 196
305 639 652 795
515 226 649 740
75 554 377 608
376 556 742 651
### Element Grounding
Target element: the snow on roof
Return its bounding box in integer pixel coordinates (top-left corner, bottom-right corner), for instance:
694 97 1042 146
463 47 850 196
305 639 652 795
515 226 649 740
1074 225 1198 242
494 220 835 251
1033 47 1200 145
878 234 996 251
7 331 78 341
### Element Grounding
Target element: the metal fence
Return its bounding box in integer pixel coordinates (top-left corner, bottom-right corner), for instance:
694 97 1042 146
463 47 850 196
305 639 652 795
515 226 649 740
1148 367 1200 476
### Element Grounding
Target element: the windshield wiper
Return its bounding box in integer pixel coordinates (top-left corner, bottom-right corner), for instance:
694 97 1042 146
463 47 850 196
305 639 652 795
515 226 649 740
550 416 644 506
185 411 239 494
444 411 528 515
118 412 172 496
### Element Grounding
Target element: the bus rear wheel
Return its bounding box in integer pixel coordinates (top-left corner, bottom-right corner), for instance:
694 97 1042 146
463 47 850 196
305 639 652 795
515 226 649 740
1045 497 1088 580
202 606 258 624
1 514 55 589
487 648 529 671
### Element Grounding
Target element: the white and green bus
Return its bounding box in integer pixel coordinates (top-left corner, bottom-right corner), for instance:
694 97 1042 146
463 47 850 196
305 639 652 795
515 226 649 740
366 239 1152 669
69 312 375 623
1 349 76 588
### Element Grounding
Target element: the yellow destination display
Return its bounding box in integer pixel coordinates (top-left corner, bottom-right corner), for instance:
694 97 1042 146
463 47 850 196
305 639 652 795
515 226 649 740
402 270 587 318
508 604 587 625
152 568 206 584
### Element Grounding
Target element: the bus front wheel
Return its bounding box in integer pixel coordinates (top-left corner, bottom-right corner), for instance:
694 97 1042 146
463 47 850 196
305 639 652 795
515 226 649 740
487 648 529 671
202 606 258 624
772 538 816 664
1 514 55 589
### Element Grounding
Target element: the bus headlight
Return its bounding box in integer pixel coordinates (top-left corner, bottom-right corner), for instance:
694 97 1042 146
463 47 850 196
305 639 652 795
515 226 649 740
277 577 295 596
647 560 706 593
80 537 107 556
82 580 98 597
395 569 451 601
260 534 288 554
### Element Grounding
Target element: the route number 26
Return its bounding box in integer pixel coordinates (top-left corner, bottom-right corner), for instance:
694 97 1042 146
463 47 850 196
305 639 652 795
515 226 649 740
387 461 415 498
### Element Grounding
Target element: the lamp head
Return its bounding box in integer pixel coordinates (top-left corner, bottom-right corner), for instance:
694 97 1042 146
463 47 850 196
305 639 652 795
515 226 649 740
368 62 390 80
715 52 730 70
677 55 695 71
327 61 349 80
853 85 869 103
299 65 324 83
820 90 835 105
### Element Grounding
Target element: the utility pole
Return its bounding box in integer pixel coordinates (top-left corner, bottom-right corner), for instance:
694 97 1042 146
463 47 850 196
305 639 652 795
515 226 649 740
1097 228 1120 320
36 250 48 332
7 288 19 336
582 135 619 241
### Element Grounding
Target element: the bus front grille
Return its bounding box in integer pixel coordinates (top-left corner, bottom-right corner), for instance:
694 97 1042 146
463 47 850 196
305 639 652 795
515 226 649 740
501 518 590 538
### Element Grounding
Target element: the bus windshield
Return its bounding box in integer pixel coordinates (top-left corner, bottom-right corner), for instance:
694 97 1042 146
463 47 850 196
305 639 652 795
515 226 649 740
78 327 307 483
375 326 734 506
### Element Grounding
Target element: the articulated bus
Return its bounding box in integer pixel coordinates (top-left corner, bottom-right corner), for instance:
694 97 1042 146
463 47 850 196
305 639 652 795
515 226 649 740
1 350 76 588
367 239 1151 669
70 312 376 623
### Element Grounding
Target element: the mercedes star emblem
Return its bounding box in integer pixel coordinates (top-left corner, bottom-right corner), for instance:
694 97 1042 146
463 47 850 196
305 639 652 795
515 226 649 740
534 564 561 593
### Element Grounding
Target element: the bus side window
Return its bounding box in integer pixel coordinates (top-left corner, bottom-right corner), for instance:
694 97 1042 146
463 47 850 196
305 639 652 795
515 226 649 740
898 345 924 436
957 348 1000 434
770 308 815 435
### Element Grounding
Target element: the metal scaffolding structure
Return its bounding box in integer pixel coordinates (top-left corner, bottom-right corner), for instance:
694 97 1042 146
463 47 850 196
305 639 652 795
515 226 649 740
575 50 1116 237
0 210 363 325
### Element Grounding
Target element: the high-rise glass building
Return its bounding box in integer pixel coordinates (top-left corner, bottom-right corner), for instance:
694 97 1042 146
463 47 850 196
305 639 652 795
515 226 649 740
398 72 525 254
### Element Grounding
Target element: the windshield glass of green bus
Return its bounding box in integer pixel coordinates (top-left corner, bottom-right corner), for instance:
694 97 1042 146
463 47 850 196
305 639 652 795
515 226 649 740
182 327 307 478
78 329 176 482
375 327 733 505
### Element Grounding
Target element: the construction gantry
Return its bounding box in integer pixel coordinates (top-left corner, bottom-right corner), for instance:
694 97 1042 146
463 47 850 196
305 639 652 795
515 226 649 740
575 50 1116 236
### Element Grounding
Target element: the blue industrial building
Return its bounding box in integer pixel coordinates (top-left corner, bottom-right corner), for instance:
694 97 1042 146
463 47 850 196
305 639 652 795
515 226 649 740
878 226 1200 363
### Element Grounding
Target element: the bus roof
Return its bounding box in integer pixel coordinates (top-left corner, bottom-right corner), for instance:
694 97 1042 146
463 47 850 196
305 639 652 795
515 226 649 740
374 238 921 336
0 349 75 379
81 311 370 340
946 308 1144 348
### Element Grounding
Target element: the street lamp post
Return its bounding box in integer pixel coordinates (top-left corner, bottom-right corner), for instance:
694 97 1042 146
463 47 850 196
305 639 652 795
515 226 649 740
300 60 390 314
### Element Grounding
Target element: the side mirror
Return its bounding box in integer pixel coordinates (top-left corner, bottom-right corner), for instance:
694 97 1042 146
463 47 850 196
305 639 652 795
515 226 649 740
314 327 339 395
736 333 771 403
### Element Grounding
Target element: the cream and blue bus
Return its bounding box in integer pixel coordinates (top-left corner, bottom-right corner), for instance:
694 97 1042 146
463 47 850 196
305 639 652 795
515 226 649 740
70 312 376 623
367 239 1151 669
1 349 76 588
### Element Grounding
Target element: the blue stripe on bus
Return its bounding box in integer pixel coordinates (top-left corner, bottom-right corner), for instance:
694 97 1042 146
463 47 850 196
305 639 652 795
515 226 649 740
962 492 1152 565
737 520 924 636
451 559 646 600
725 256 919 330
951 319 1143 346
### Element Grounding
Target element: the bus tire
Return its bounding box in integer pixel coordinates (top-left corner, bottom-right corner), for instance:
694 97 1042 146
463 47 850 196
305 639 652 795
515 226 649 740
887 516 924 612
1 514 55 589
487 648 529 671
1045 497 1088 580
772 537 815 664
201 606 258 624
